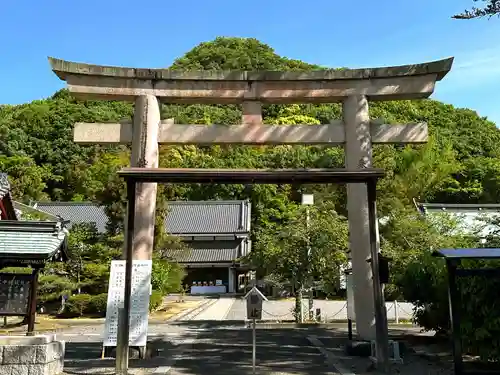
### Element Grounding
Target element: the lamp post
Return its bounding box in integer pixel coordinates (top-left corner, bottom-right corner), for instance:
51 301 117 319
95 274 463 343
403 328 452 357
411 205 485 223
301 194 314 322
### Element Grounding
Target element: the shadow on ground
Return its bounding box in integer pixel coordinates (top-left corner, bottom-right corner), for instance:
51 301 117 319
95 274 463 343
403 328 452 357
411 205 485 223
60 321 460 375
168 326 332 375
63 338 172 374
62 322 336 375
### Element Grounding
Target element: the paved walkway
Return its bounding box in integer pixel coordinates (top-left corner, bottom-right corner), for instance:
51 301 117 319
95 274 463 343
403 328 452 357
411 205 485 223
59 322 450 375
189 297 235 321
166 326 334 375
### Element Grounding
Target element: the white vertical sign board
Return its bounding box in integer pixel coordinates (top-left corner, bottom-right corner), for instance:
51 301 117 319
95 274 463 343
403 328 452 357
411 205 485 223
346 273 356 320
103 260 152 347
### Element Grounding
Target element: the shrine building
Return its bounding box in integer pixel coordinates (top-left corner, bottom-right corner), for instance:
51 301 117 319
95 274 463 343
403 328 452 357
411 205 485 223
31 200 252 294
415 200 500 240
0 173 69 333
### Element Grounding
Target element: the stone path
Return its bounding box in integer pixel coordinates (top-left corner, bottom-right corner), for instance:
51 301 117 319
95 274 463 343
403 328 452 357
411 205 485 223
187 297 235 321
16 298 447 374
161 325 336 375
58 322 453 375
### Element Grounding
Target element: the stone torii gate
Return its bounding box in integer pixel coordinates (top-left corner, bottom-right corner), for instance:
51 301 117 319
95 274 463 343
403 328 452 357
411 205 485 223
49 57 453 340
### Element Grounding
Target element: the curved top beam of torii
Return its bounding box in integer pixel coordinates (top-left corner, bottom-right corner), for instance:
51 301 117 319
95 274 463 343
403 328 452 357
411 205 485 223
48 57 454 104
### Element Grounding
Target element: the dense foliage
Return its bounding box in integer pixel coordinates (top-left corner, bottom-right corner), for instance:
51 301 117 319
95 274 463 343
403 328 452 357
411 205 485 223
1 37 500 358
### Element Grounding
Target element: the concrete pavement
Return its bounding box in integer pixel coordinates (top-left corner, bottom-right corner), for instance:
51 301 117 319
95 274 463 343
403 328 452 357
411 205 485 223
59 322 339 374
59 321 447 375
48 297 429 374
165 326 334 375
186 297 235 321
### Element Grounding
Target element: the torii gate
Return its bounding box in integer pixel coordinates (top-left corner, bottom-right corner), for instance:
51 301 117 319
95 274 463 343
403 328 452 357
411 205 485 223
49 57 453 340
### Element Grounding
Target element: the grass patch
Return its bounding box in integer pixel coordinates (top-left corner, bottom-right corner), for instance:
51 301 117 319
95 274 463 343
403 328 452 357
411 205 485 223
0 300 201 333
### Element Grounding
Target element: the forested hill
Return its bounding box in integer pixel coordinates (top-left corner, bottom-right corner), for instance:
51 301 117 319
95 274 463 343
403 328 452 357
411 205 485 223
1 36 500 223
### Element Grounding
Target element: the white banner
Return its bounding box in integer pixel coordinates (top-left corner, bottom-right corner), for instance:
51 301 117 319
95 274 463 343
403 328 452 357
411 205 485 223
103 260 152 347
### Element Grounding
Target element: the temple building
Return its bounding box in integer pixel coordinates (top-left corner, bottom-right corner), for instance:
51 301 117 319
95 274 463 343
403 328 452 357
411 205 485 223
32 200 252 294
0 173 68 332
415 201 500 240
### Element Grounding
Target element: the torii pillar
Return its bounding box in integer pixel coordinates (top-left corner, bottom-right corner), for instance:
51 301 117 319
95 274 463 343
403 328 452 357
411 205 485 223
128 95 160 260
343 95 378 338
48 56 453 341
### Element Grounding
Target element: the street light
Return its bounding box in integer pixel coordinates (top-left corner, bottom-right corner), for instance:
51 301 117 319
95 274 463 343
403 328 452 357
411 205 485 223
301 194 314 322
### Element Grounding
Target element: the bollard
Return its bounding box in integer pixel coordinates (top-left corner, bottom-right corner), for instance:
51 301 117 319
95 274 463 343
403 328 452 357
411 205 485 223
394 300 399 324
315 308 321 322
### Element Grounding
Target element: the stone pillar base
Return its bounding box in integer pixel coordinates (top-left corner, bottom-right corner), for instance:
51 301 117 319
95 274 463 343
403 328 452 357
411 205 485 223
0 334 65 375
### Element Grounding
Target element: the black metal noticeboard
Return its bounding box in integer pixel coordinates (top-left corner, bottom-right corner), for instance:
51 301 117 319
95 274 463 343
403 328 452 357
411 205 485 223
0 273 33 316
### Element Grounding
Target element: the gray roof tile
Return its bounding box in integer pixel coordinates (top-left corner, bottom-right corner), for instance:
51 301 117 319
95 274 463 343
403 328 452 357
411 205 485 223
416 201 500 237
33 200 251 235
165 241 241 263
0 221 68 261
165 200 251 234
34 202 108 233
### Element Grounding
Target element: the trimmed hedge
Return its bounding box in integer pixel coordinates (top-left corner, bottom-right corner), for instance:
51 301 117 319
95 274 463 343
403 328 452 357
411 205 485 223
65 294 92 317
149 290 163 312
59 291 163 317
88 293 108 316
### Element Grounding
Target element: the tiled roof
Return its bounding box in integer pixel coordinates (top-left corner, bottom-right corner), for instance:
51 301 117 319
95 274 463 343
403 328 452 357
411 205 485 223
416 201 500 237
165 200 251 235
0 221 68 262
417 202 500 211
33 200 252 235
165 241 241 263
13 201 60 221
33 202 108 233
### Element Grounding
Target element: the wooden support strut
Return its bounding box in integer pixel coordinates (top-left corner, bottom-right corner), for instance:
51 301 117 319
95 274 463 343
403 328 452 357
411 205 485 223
26 268 40 335
73 120 428 145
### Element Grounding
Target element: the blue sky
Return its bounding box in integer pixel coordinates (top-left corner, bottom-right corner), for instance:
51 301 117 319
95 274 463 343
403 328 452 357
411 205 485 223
2 0 500 124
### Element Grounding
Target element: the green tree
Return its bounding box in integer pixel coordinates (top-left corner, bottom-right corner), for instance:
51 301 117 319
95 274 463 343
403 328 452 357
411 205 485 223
254 202 348 321
170 37 322 71
0 156 51 202
453 0 500 19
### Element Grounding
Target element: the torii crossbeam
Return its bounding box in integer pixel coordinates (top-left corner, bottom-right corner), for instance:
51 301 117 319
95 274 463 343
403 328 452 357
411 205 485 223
49 56 453 374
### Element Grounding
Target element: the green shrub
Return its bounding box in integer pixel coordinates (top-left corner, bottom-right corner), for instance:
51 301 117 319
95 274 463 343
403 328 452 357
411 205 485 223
397 251 500 361
88 293 108 316
151 259 186 295
149 290 163 312
457 264 500 361
65 294 92 317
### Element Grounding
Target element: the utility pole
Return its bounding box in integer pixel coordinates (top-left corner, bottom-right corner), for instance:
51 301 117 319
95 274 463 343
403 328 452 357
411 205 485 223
302 194 314 322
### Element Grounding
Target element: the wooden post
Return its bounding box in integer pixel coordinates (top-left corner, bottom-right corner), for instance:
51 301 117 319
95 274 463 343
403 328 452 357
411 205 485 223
447 259 463 375
27 268 40 335
116 179 137 374
367 180 389 372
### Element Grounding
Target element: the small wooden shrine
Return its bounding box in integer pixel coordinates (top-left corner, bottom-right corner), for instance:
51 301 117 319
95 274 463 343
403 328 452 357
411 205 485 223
0 173 68 333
